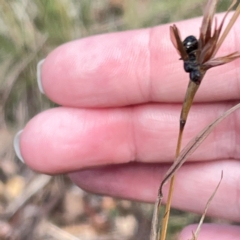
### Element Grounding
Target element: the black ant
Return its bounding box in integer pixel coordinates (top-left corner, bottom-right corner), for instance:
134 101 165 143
182 35 201 83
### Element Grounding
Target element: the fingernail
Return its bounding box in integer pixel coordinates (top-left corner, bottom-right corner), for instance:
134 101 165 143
37 59 45 94
13 130 25 163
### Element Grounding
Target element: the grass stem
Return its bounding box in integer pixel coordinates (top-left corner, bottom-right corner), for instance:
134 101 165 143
159 129 183 240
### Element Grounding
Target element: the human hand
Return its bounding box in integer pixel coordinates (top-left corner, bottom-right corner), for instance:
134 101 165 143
14 14 240 239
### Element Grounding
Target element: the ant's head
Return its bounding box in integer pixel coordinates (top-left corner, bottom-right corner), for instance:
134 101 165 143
183 35 198 54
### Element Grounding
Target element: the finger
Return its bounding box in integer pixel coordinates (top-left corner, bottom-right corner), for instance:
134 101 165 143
40 13 240 107
18 102 240 173
69 160 240 222
179 224 240 240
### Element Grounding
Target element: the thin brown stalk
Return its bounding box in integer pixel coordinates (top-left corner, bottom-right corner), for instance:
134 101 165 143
158 130 181 240
152 126 183 240
159 79 201 240
191 172 223 240
159 174 175 239
150 102 240 240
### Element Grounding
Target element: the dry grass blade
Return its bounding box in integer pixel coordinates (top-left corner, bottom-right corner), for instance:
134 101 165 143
150 195 162 240
200 0 218 40
151 103 240 240
170 25 188 60
159 102 240 196
213 1 240 56
200 1 237 59
204 51 240 68
190 171 223 240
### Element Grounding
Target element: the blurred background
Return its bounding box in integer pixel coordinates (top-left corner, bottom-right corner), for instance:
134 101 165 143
0 0 233 239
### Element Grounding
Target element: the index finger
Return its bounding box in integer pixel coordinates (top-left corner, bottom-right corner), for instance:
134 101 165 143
40 13 240 107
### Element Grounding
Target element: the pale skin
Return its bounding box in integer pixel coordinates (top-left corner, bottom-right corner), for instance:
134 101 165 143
18 14 240 239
